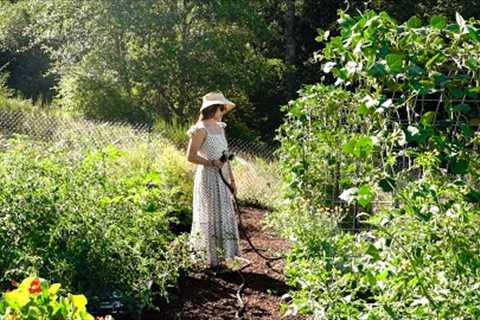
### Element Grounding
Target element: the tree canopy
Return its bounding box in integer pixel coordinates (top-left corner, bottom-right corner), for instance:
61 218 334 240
1 0 479 141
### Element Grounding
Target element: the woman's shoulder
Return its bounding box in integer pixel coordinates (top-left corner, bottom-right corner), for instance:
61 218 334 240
187 121 226 136
196 120 227 130
186 121 207 137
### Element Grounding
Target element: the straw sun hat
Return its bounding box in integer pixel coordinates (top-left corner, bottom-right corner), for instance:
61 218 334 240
200 91 236 113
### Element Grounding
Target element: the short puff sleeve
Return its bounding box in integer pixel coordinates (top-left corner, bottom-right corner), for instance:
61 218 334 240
186 122 207 137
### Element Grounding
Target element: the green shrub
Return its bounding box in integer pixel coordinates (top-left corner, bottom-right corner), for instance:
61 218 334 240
0 73 35 112
275 10 480 319
58 71 152 123
0 138 194 312
111 141 194 233
283 179 480 319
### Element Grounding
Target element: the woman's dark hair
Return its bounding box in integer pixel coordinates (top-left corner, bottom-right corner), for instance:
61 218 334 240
198 104 225 121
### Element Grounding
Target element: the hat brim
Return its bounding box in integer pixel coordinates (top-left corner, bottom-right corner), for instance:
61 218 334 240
224 101 236 113
200 99 236 113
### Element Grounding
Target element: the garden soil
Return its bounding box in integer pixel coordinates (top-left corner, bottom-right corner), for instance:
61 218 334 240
146 207 306 320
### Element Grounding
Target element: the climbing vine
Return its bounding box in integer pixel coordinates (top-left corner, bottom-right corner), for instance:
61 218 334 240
275 10 480 319
317 9 480 203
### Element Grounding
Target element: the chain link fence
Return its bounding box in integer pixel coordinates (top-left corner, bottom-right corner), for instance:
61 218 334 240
0 109 282 207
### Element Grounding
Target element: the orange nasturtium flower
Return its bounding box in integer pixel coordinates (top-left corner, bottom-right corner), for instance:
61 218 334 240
28 278 42 294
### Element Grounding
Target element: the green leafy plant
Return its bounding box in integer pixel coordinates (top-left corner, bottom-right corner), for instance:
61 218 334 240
274 9 480 319
0 276 94 320
0 137 194 313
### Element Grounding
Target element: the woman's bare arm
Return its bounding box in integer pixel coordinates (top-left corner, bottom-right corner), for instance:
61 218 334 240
186 128 212 166
186 129 223 168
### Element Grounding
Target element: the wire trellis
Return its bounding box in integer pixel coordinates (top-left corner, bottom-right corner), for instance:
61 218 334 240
309 93 480 233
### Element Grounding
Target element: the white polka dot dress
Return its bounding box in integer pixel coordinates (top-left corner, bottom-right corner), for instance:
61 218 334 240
187 121 241 267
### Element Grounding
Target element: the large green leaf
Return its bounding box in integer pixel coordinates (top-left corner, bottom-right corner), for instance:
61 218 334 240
466 58 478 69
431 15 447 29
4 289 30 309
420 111 436 126
450 158 469 174
426 53 441 67
343 136 375 158
465 190 480 203
368 63 386 77
451 103 471 113
358 184 375 207
358 102 370 115
433 72 449 87
451 88 465 98
468 26 479 41
366 244 380 260
386 54 403 73
70 294 88 310
407 64 424 77
461 124 474 138
407 16 422 28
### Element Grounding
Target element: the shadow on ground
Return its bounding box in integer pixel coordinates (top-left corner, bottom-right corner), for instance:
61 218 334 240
143 268 291 320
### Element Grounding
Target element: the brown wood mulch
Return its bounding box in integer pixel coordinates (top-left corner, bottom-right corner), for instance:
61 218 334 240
142 206 306 320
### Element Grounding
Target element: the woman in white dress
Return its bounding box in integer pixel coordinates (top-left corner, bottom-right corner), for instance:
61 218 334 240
186 91 241 268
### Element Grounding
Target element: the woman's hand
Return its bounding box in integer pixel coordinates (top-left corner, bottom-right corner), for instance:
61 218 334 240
211 159 224 168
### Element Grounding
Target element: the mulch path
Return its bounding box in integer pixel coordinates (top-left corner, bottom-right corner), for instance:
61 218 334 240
142 206 305 320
